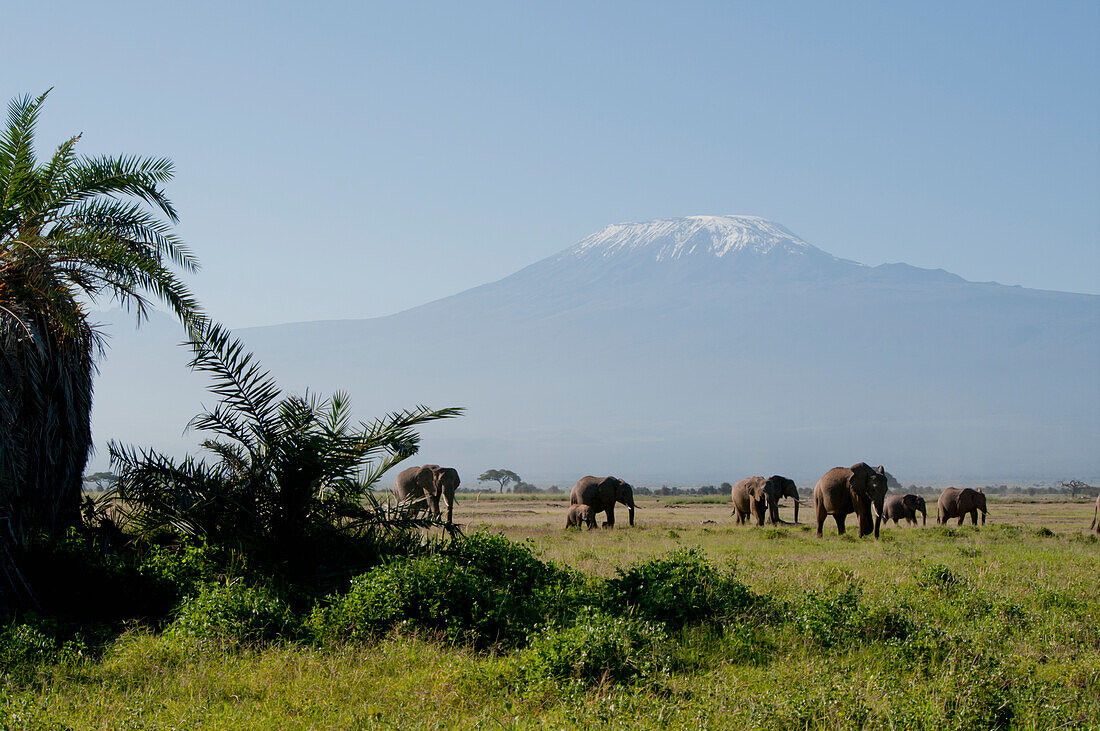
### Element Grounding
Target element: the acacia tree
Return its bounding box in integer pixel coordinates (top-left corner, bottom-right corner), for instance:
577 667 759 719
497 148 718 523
478 469 522 493
0 91 200 546
1059 480 1091 498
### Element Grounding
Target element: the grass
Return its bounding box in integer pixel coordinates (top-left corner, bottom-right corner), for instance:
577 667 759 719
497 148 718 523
2 498 1098 729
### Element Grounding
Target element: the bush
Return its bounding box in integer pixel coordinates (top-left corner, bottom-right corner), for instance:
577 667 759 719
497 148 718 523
310 532 580 649
308 557 471 644
138 542 224 598
521 608 671 685
603 549 754 630
168 580 293 645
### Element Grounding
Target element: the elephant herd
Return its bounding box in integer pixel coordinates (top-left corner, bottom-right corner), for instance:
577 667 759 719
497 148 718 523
565 463 993 539
393 462 1100 536
723 463 992 539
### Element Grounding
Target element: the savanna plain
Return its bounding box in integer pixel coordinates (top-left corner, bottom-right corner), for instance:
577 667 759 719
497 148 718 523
2 495 1097 730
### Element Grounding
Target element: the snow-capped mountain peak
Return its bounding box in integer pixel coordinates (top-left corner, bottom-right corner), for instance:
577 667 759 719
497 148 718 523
568 215 826 262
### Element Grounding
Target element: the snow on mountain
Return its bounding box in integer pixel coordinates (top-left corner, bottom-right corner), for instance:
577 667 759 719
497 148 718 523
568 215 832 262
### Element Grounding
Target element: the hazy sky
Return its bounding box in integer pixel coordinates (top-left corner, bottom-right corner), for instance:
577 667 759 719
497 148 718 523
6 1 1098 327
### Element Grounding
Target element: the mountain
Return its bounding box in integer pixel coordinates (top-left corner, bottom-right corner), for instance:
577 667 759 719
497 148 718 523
90 216 1100 487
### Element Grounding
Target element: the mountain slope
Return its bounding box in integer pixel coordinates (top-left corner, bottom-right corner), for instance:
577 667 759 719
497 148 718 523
90 216 1100 486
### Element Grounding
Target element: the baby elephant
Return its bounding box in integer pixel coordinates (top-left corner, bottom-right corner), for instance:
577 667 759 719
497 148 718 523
883 494 926 526
565 504 597 530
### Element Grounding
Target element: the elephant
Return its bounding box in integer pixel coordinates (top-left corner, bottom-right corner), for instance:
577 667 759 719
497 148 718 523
1092 495 1100 534
765 475 800 524
813 463 889 538
731 477 770 525
569 475 636 528
392 464 460 524
937 487 987 526
883 494 927 526
731 475 802 526
564 504 596 530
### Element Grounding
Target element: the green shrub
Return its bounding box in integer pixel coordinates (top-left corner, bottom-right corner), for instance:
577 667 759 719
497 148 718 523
308 557 461 644
310 532 580 648
138 542 224 598
441 531 586 629
603 549 754 630
521 608 671 685
168 580 293 645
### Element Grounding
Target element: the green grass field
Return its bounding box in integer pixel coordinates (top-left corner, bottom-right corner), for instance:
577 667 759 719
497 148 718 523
2 497 1098 729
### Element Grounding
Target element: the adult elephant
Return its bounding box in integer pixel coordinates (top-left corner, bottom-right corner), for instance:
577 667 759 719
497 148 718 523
393 464 460 524
883 494 927 526
732 476 801 526
569 476 636 528
765 475 801 525
813 463 889 538
731 477 769 525
937 487 987 526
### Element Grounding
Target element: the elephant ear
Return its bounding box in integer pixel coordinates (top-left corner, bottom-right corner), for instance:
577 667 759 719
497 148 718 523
846 469 864 498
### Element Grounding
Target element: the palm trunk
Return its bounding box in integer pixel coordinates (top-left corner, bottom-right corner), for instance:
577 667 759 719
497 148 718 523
0 307 93 547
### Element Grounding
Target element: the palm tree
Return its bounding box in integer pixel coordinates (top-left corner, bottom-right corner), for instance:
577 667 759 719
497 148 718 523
0 90 200 547
110 322 462 556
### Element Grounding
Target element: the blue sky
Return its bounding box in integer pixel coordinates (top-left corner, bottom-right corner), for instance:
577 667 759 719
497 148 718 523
6 1 1098 326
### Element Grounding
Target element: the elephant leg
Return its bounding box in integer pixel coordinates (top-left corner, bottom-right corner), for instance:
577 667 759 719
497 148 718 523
835 513 846 535
815 501 826 538
970 510 977 525
604 505 615 528
957 516 964 526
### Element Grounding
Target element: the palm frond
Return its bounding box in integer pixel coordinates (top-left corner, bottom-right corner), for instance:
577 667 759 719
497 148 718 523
185 322 281 435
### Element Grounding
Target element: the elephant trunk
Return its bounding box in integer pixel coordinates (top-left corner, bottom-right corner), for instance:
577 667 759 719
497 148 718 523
628 503 635 527
793 498 799 525
856 498 874 538
921 507 926 526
